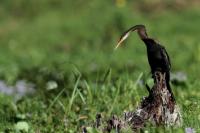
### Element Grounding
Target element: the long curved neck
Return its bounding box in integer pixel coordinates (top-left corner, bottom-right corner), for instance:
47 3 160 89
142 38 156 48
137 28 148 40
136 27 156 48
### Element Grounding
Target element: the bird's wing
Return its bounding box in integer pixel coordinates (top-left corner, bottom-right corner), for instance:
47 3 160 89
161 47 171 70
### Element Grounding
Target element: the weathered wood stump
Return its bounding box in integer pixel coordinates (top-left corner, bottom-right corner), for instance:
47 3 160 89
82 71 182 132
124 72 182 130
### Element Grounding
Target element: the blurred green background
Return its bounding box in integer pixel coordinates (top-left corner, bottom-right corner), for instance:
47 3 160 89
0 0 200 132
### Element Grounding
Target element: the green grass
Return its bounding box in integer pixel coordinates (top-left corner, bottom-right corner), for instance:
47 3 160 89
0 0 200 132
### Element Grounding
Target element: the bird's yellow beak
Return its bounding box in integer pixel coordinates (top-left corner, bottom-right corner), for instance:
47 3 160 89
114 39 123 50
114 32 129 50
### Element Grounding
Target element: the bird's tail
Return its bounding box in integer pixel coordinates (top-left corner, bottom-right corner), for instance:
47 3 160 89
166 72 175 101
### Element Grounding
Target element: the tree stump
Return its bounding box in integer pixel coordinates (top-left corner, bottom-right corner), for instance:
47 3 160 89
82 71 182 132
124 71 182 130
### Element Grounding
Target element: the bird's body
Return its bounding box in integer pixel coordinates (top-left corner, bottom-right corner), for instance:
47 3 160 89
142 38 171 75
142 38 171 94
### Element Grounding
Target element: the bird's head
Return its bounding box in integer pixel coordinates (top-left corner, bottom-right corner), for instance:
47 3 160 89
115 25 148 50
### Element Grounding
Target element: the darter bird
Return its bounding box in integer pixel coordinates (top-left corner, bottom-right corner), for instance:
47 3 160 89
115 25 174 99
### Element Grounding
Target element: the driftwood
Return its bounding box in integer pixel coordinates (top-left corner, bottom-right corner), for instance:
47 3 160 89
82 71 182 132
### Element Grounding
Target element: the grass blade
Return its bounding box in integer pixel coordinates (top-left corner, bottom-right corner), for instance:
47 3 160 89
48 87 66 111
68 75 81 112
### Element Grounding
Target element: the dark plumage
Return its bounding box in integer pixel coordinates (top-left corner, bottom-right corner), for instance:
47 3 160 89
142 38 171 76
115 24 174 99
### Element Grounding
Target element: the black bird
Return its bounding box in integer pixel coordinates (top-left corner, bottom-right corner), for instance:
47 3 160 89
115 25 173 98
